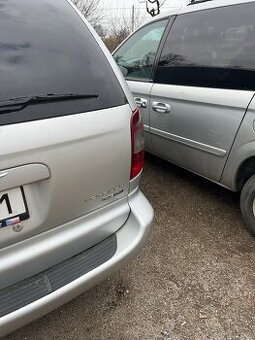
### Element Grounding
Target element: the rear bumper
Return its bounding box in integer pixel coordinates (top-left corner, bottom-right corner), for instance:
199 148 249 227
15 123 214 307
0 189 153 337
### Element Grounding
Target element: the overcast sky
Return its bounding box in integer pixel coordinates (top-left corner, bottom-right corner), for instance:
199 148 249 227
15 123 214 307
100 0 187 10
99 0 187 23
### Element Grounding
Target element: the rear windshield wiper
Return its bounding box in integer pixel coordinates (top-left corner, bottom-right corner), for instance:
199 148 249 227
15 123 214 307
0 93 99 114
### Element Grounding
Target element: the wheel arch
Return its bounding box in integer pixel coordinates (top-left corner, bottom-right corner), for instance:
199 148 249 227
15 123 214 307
221 140 255 191
236 156 255 191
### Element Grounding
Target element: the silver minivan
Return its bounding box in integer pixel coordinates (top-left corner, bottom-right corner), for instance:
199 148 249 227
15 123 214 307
113 0 255 234
0 0 153 336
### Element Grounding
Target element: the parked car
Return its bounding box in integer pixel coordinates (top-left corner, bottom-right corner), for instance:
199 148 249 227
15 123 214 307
113 0 255 234
0 0 153 336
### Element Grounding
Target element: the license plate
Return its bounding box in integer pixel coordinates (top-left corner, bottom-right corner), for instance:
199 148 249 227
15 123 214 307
0 187 29 228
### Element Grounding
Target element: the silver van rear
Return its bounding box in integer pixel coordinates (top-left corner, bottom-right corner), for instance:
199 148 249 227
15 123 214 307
0 0 153 336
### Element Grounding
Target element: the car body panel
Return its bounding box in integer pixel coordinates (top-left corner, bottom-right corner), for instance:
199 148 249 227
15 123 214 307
150 85 254 181
0 189 153 338
0 104 132 248
221 95 255 190
0 195 130 291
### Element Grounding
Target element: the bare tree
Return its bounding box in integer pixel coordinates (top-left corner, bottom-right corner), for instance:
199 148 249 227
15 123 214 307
113 7 145 35
104 20 130 53
71 0 102 27
104 8 145 52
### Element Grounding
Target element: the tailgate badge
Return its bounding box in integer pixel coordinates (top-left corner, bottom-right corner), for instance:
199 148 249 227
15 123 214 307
84 185 124 203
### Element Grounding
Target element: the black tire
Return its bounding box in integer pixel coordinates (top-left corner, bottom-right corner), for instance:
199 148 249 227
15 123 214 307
240 174 255 235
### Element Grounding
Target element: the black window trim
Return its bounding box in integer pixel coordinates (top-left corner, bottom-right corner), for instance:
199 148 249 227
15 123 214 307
151 15 177 83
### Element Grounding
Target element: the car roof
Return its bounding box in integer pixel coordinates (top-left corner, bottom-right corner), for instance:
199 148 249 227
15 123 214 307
143 0 255 25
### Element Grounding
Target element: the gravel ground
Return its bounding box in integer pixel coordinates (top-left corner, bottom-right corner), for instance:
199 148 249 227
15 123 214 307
4 154 255 340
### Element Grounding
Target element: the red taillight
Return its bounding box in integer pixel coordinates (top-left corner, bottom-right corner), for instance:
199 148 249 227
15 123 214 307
130 108 145 179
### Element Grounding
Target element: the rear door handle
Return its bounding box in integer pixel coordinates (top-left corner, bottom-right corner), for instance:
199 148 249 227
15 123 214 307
152 101 171 114
134 97 147 109
0 164 50 191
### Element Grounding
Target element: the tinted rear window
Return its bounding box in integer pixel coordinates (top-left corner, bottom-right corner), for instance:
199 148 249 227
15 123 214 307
0 0 126 125
156 2 255 91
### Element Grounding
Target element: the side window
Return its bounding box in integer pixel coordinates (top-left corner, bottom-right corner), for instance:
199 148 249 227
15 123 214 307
114 19 168 81
156 3 255 91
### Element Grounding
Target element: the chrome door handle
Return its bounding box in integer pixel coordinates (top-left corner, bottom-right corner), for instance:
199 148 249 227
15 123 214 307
134 97 147 108
152 101 171 114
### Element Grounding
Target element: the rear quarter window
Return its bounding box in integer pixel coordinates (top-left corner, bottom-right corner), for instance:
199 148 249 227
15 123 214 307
0 0 126 125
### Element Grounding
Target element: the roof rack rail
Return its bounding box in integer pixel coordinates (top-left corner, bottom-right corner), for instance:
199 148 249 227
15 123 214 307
188 0 214 5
